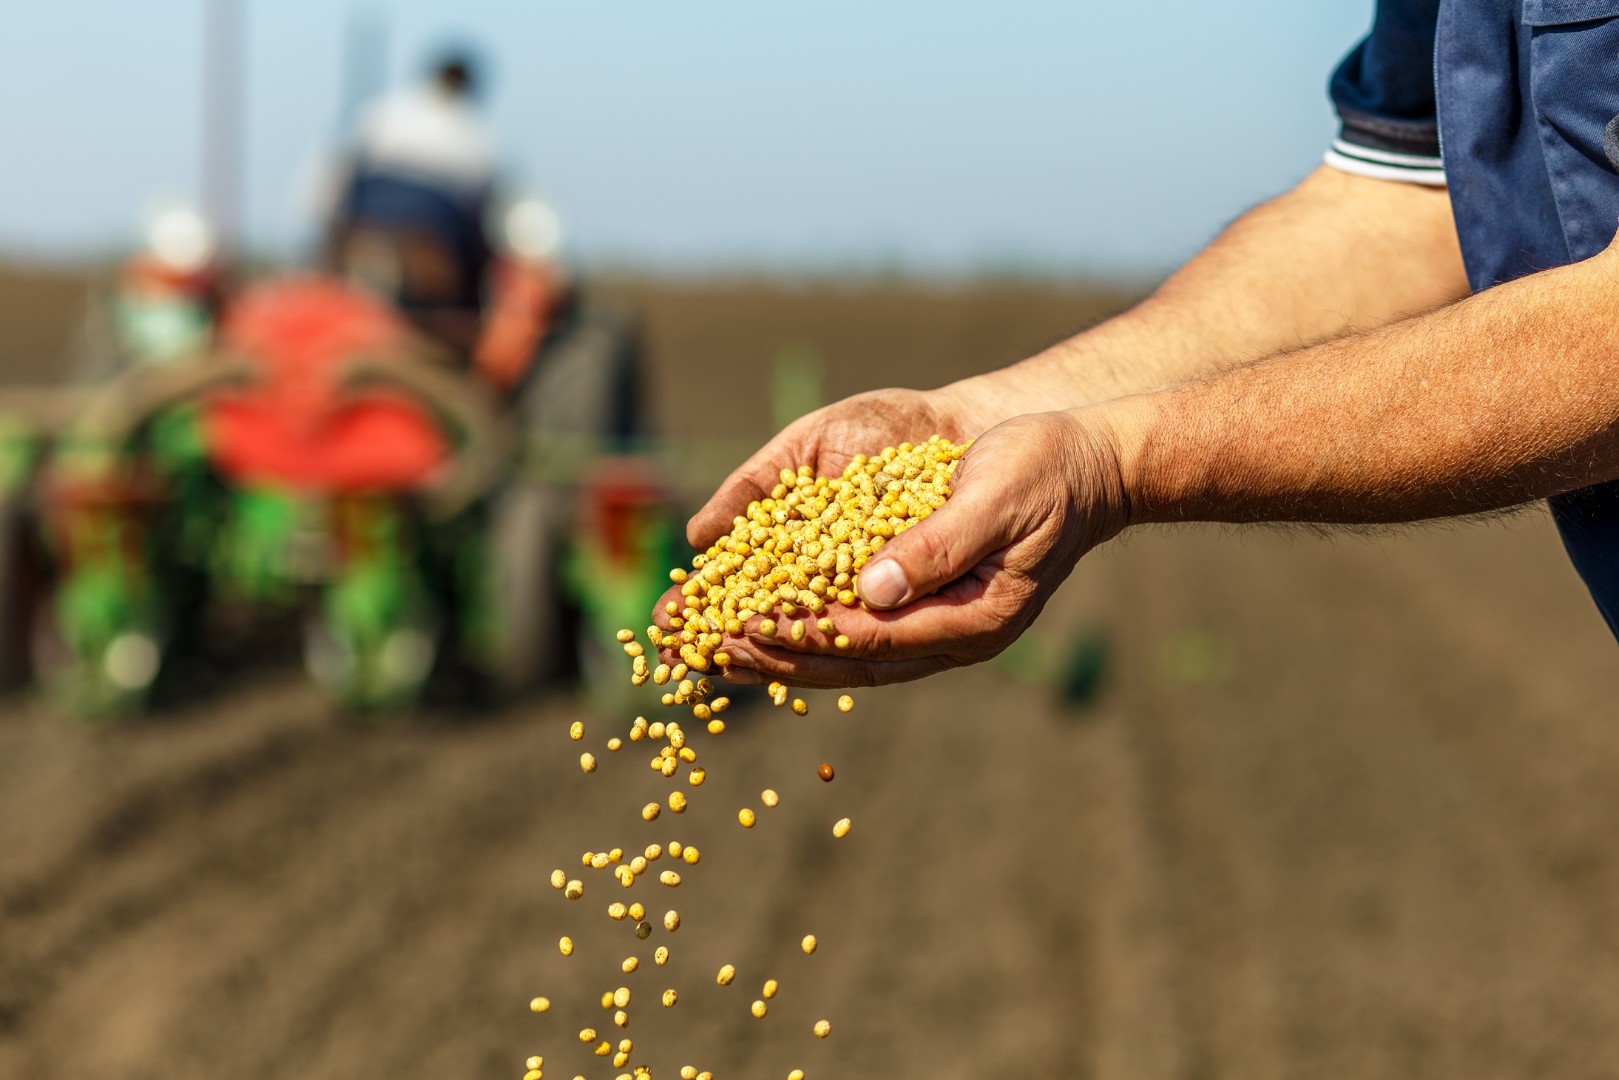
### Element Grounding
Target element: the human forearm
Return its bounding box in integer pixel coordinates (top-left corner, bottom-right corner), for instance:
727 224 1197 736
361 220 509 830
1105 239 1619 527
942 166 1469 426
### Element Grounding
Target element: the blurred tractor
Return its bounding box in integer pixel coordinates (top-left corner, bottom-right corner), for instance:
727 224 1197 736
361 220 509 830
1 192 674 718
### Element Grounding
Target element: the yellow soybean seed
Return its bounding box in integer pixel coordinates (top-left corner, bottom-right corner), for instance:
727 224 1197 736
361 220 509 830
630 855 648 875
802 934 818 954
714 650 731 666
580 1027 597 1042
817 617 835 633
596 1041 611 1056
642 801 661 821
833 817 853 838
608 902 628 920
761 788 780 808
791 1071 806 1080
616 628 636 643
663 989 679 1008
629 902 645 920
762 978 779 999
644 844 662 861
529 996 551 1013
682 845 700 865
580 752 598 773
717 964 737 985
570 721 585 740
791 698 809 716
834 634 850 649
814 1018 831 1037
669 841 683 857
654 664 671 685
711 696 730 713
655 945 669 966
592 852 611 869
707 719 726 735
526 1057 543 1070
837 694 854 712
669 791 688 813
622 956 640 973
623 641 644 658
660 870 682 887
758 619 777 637
614 987 631 1008
550 868 567 890
565 879 584 900
790 620 806 642
560 936 574 956
664 909 681 931
738 807 757 828
689 767 707 786
751 999 768 1018
681 1069 698 1080
607 736 623 751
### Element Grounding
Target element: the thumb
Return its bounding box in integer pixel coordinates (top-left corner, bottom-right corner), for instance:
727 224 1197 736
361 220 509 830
855 471 1018 610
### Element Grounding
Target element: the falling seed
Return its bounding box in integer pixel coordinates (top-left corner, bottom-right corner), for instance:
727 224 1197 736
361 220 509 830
529 997 550 1013
818 763 835 782
801 934 818 955
833 817 852 838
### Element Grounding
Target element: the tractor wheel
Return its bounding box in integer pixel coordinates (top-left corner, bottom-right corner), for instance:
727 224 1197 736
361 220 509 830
0 499 37 687
483 481 568 697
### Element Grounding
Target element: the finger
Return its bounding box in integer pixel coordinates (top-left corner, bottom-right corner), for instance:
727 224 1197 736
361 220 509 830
685 418 816 548
717 640 959 689
733 569 1022 664
854 464 1022 610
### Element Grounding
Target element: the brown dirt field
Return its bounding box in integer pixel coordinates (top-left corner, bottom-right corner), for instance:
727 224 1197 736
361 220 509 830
4 270 1619 1079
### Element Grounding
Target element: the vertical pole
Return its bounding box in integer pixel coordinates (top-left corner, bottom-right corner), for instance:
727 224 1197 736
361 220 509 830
202 0 245 260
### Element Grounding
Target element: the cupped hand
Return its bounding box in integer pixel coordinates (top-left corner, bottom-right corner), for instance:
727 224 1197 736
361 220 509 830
659 408 1131 688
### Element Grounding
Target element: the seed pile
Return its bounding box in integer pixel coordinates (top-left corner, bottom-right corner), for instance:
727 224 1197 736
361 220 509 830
523 437 967 1080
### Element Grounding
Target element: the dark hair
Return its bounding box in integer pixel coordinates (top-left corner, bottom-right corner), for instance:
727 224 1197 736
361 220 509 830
430 45 483 97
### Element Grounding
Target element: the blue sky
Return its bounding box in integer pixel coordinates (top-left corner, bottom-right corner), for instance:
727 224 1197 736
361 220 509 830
1 2 1374 277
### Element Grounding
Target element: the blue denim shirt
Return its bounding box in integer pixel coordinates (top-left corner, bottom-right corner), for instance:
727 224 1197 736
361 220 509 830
1331 0 1619 638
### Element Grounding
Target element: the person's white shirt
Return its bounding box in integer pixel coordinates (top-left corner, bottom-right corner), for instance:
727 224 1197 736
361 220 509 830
354 82 498 193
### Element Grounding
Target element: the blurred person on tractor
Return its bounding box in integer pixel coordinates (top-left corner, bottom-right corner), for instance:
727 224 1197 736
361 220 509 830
666 0 1619 687
321 45 558 392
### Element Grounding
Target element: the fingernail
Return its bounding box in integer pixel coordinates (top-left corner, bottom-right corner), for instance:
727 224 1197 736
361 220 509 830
725 668 763 685
858 559 909 608
725 649 755 668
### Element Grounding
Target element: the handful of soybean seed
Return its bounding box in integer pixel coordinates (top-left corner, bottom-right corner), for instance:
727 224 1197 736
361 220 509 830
524 436 967 1080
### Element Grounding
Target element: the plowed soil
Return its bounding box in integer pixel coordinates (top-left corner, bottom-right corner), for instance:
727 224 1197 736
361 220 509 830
4 269 1619 1080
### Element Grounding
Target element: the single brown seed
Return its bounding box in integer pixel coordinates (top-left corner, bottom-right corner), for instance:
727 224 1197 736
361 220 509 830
818 762 835 782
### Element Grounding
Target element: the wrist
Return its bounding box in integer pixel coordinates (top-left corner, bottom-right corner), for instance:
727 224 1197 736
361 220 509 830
1068 393 1169 531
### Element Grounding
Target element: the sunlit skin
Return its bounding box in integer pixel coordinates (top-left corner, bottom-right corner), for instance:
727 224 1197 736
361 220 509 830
659 166 1619 687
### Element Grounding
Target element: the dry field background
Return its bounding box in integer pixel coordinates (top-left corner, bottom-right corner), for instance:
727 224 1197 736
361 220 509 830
3 264 1619 1079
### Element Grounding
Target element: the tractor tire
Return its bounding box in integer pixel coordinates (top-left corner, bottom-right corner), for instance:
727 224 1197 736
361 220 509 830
484 481 568 697
0 499 37 687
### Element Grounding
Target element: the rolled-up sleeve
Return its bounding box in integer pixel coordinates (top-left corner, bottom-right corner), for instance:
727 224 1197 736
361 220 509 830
1325 0 1446 186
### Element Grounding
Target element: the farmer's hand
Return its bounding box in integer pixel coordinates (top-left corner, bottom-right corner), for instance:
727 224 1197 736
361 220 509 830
714 409 1130 687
